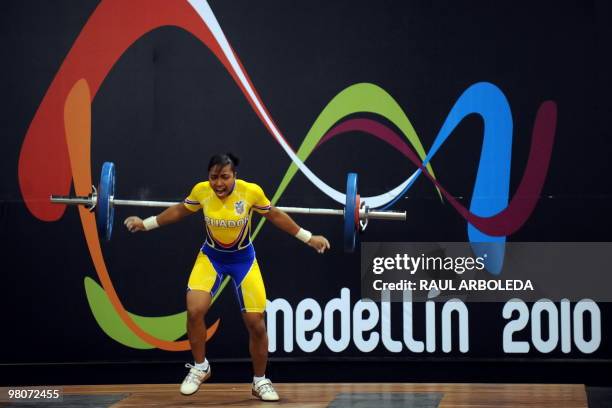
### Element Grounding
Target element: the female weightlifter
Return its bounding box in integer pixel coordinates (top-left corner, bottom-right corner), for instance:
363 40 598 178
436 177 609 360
124 153 330 401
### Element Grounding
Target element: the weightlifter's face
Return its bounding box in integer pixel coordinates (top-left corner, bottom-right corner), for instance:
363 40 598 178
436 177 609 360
209 164 235 199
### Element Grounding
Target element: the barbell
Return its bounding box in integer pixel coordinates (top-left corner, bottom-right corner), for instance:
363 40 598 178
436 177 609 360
50 162 406 252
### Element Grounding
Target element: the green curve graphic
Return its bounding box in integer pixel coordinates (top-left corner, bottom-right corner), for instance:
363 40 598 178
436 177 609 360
254 82 438 237
84 277 187 349
86 83 439 349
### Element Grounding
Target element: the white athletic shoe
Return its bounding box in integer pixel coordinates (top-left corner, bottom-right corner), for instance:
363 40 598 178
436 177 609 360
180 363 211 395
252 378 280 401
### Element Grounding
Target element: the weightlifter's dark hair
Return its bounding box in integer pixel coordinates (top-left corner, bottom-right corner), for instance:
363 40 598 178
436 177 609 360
208 153 240 173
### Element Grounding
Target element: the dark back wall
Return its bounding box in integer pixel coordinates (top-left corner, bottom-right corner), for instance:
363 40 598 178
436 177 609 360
1 0 611 384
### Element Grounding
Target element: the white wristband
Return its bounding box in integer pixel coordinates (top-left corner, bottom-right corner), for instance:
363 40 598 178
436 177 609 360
294 228 312 243
142 216 159 231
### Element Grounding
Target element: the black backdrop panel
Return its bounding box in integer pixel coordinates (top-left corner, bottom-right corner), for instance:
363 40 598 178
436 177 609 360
1 0 611 380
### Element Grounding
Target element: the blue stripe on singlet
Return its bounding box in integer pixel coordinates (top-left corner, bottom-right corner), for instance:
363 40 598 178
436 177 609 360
201 242 255 263
202 244 256 288
210 273 223 296
235 284 245 311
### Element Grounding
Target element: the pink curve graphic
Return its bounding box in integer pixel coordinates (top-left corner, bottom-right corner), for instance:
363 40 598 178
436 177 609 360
320 118 424 166
320 101 557 237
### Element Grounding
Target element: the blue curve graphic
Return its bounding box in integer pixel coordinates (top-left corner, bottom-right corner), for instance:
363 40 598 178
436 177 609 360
383 82 513 274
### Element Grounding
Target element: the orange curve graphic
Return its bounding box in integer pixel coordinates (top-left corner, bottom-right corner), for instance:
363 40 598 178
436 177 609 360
64 78 218 351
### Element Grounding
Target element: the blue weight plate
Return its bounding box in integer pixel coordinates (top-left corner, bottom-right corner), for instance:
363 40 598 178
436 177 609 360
344 172 358 252
97 162 115 241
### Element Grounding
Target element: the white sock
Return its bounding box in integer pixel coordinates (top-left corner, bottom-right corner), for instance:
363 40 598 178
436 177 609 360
253 374 266 384
194 358 209 372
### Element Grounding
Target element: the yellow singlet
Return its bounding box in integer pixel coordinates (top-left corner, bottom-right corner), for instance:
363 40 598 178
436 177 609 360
183 179 271 313
183 179 271 251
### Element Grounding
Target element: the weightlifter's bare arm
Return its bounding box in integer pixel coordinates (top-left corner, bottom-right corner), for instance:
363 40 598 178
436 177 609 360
124 203 195 232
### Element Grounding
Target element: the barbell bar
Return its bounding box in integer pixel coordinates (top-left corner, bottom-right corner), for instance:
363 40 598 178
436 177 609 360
50 162 407 252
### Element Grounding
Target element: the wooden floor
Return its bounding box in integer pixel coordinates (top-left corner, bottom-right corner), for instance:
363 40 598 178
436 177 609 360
62 383 589 407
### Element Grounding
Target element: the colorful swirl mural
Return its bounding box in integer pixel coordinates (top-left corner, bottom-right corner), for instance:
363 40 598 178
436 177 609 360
17 0 556 350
